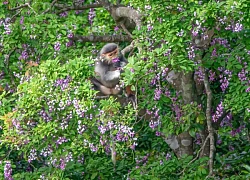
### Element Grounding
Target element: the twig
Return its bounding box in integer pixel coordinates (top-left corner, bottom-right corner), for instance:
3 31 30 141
120 23 133 38
0 149 13 161
202 67 215 177
42 0 58 14
27 3 38 15
10 9 22 22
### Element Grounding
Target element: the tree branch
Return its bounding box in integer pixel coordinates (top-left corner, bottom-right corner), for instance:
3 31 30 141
120 23 133 38
42 0 58 14
69 34 132 42
121 40 135 55
10 9 22 22
114 7 142 28
9 3 28 11
55 3 103 14
202 67 215 177
4 48 17 87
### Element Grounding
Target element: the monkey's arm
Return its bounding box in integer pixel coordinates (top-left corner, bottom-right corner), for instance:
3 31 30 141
104 70 120 81
95 62 120 82
120 55 128 67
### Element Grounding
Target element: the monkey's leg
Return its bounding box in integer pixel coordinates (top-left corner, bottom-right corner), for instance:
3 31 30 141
91 78 122 95
91 78 112 95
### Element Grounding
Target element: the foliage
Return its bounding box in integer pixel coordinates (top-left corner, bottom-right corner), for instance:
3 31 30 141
0 0 250 179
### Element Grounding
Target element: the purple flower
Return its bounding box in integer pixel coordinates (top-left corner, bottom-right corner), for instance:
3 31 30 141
147 25 153 31
54 76 71 90
4 161 13 180
187 46 195 59
56 137 68 145
60 12 68 17
54 42 61 51
155 131 161 136
78 121 86 134
28 149 37 163
67 33 74 38
166 153 171 160
18 50 29 60
212 48 217 57
194 67 204 83
112 57 120 63
164 49 171 56
246 87 250 93
59 158 66 170
220 113 232 127
212 101 224 122
154 88 161 100
88 8 96 25
114 26 119 31
20 16 24 24
66 40 73 47
234 23 243 32
176 29 184 37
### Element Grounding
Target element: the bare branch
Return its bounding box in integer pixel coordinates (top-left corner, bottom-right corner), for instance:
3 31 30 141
9 2 37 15
120 23 133 38
27 3 38 15
10 9 22 22
9 3 28 11
202 67 215 177
121 40 135 55
69 34 132 42
56 3 103 14
42 0 58 14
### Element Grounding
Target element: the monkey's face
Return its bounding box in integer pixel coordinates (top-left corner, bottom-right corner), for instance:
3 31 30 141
101 48 119 63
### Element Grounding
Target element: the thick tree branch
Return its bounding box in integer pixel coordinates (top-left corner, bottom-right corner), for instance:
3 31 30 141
69 34 132 42
113 7 142 28
121 40 135 55
55 3 103 14
202 68 215 177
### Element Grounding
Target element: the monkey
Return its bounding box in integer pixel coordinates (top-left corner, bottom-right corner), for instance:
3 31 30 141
91 43 128 95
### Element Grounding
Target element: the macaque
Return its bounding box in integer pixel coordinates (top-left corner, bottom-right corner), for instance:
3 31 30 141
91 43 128 95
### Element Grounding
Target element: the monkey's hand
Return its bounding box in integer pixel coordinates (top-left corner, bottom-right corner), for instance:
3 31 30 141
105 70 120 81
120 61 127 67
